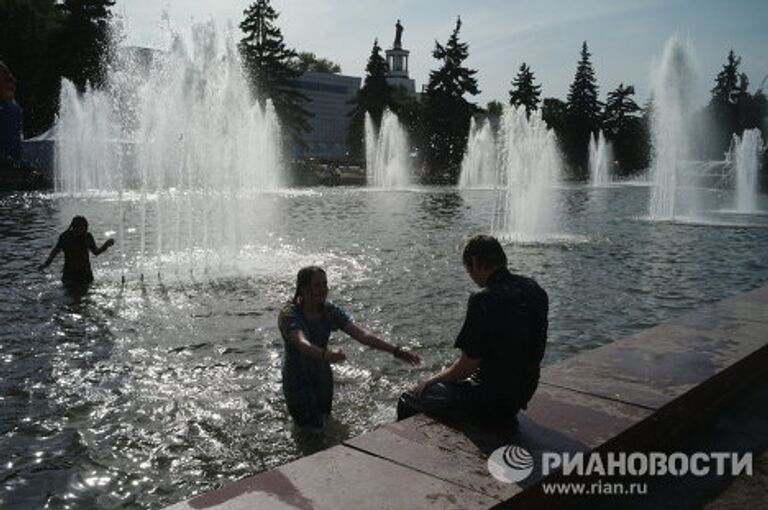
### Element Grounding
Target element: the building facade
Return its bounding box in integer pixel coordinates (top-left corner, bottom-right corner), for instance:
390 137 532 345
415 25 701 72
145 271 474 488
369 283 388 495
292 72 361 158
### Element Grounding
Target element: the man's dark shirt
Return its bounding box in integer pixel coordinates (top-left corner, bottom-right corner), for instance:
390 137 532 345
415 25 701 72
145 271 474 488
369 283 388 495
454 267 548 409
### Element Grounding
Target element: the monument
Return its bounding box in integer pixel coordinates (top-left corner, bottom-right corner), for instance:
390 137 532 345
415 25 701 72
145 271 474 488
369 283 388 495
385 20 416 97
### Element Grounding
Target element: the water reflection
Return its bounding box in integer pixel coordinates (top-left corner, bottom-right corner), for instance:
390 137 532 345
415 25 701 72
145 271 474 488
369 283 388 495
0 185 767 509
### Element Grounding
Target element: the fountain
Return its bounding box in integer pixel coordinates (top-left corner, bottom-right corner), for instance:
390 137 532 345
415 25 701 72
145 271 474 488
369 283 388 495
588 130 613 187
648 36 698 221
55 22 283 193
365 108 411 188
492 105 562 242
458 117 497 188
52 21 284 274
727 129 764 213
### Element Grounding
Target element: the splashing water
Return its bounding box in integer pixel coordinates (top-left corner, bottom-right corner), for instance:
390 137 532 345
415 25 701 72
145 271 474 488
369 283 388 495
649 36 697 221
589 130 613 187
52 21 285 276
458 117 497 188
492 106 562 242
55 21 284 193
727 129 764 213
365 109 411 188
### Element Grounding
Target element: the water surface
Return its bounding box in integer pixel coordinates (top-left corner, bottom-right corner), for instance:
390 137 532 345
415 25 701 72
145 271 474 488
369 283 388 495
1 185 767 509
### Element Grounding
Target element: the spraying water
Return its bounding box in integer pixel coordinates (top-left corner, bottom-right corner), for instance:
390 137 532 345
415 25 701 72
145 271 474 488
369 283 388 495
365 108 411 188
648 36 697 221
589 130 613 187
458 117 497 188
492 106 562 241
54 22 284 193
52 21 284 277
727 129 764 213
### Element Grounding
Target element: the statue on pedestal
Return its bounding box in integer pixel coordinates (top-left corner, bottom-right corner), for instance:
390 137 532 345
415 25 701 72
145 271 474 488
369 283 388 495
394 20 403 48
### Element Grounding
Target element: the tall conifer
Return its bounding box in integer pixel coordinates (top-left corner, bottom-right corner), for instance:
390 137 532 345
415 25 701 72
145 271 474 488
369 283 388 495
422 16 480 182
347 39 394 158
564 41 601 176
508 63 541 115
239 0 311 147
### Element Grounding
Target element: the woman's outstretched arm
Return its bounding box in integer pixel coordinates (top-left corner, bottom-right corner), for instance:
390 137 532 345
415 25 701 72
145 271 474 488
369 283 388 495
343 322 421 365
286 329 346 363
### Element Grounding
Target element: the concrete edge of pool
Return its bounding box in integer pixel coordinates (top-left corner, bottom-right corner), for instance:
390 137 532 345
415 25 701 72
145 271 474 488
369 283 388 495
161 285 768 510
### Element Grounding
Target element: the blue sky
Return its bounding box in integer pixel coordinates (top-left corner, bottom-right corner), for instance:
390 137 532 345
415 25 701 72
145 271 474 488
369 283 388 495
116 0 768 108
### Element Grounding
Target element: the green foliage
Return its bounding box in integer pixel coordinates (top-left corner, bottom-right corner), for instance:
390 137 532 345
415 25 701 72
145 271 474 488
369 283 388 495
603 84 645 176
705 49 766 158
239 0 312 147
603 84 640 136
346 39 395 159
508 63 541 115
710 50 742 108
290 52 342 74
0 0 115 135
564 41 602 178
485 100 504 119
422 16 480 183
0 0 61 136
541 97 568 133
56 0 114 92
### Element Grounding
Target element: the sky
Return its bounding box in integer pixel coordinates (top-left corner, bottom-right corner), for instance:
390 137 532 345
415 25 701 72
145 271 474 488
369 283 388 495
116 0 768 108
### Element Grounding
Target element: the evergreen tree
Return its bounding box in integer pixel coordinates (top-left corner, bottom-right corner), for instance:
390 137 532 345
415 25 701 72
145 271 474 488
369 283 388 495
564 41 601 177
603 83 640 137
0 0 63 135
603 84 645 176
541 97 567 134
710 50 741 108
422 17 480 183
56 0 115 91
239 0 311 147
347 39 394 159
508 63 541 115
706 50 761 156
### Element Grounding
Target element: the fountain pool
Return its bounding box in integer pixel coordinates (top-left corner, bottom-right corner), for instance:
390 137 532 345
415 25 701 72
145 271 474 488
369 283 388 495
2 184 767 510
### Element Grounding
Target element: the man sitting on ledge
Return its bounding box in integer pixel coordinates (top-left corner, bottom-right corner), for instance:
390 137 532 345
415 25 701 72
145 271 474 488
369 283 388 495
397 234 548 425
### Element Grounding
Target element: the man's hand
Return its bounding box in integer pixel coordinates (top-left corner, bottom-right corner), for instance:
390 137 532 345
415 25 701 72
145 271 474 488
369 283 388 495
412 377 434 396
104 238 115 248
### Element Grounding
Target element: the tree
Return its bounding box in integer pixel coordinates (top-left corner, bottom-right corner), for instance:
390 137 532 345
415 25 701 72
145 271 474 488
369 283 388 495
347 39 394 159
0 0 63 135
239 0 311 147
56 0 115 91
422 16 480 183
603 84 644 176
541 97 567 134
290 52 341 74
603 83 640 137
564 41 601 177
486 100 504 118
706 50 763 156
508 63 541 116
710 50 741 109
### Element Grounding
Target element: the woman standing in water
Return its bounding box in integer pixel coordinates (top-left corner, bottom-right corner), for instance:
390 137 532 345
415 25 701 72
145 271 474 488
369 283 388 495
279 266 420 429
39 216 114 287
